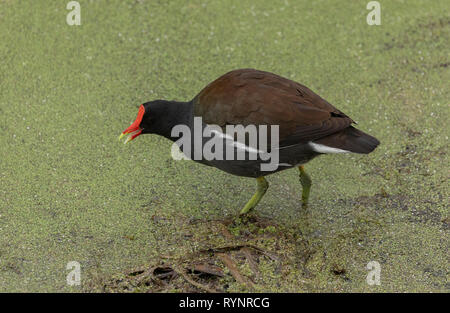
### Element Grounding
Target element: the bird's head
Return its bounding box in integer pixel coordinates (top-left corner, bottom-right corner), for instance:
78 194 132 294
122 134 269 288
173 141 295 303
119 100 168 144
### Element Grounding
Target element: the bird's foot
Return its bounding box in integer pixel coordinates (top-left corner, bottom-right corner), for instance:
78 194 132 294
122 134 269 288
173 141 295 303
239 177 269 215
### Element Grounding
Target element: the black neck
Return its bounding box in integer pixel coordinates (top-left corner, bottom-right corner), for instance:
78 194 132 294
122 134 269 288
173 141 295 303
151 100 193 140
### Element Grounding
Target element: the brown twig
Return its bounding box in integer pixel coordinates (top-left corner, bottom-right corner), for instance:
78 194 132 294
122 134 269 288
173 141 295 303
216 253 255 289
241 247 261 280
173 265 218 293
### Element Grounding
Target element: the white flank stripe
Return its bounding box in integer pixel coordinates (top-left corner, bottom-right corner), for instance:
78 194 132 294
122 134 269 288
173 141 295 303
211 130 233 141
211 130 263 154
308 141 349 154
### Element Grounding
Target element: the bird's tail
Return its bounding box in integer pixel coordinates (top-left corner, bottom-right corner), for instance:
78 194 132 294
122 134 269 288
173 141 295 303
314 126 380 154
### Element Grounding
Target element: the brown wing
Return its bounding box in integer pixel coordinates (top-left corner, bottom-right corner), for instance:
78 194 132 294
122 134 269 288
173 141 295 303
193 68 354 146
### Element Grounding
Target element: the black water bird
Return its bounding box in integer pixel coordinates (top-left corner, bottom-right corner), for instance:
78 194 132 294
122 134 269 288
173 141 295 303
120 69 380 213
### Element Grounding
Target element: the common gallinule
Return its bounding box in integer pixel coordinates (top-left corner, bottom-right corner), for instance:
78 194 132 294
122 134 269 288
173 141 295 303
120 69 379 213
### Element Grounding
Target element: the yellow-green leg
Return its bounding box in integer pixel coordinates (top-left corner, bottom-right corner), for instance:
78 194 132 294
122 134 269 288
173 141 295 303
240 177 269 215
299 165 312 208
